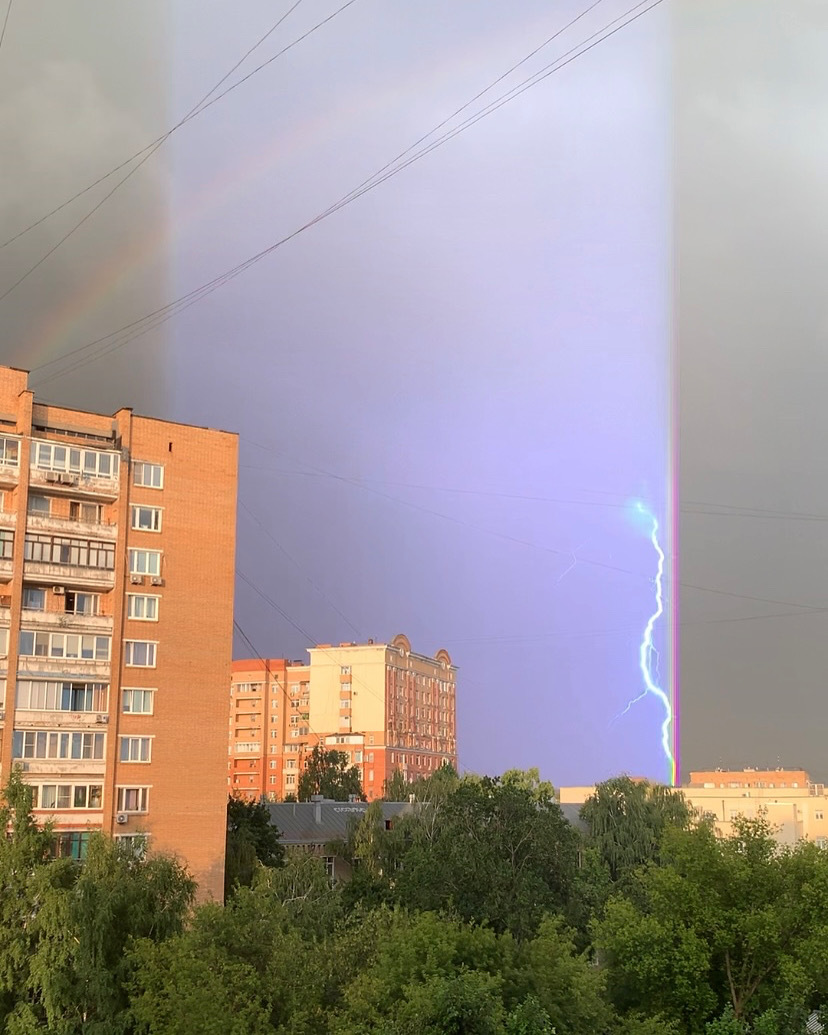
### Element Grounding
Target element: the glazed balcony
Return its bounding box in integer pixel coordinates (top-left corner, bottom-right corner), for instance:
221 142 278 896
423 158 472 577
27 513 117 540
23 560 115 591
28 468 120 501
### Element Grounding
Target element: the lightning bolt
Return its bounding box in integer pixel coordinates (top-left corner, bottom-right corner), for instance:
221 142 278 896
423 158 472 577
617 502 673 770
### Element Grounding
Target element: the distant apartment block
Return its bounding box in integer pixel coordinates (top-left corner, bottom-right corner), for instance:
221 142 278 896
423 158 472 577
0 365 237 899
558 766 828 849
230 633 457 801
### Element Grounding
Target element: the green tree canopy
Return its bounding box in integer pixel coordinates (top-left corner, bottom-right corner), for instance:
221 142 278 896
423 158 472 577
298 745 364 802
225 795 284 898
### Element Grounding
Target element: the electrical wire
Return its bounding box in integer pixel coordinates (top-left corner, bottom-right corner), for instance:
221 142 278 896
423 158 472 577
29 0 665 388
0 0 360 300
0 0 12 57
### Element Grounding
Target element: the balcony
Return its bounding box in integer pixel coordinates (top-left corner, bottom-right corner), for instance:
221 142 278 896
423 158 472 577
13 711 110 729
0 510 16 529
17 656 111 680
20 609 113 633
16 760 106 778
23 560 115 590
0 557 12 583
0 462 20 489
28 468 120 501
27 514 117 540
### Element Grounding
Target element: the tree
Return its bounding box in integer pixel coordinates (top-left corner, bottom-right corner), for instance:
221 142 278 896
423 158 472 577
580 776 692 884
595 817 828 1031
225 795 284 898
394 776 579 940
298 745 364 802
383 769 412 801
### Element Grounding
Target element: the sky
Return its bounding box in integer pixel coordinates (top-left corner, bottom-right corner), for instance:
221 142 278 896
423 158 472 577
0 1 823 785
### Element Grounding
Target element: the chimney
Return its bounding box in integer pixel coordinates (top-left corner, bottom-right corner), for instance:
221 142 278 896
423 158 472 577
311 794 323 825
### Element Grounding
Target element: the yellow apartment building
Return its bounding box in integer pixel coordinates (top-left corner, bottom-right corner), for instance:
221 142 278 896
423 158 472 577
230 633 457 801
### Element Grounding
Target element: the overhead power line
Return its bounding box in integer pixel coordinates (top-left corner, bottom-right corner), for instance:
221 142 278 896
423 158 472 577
30 0 665 388
0 0 12 57
0 0 360 299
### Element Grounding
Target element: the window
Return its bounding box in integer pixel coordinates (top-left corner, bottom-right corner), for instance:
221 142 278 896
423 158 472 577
122 688 154 714
33 783 102 810
269 776 277 785
24 534 114 569
27 495 50 515
129 549 161 576
131 505 162 532
285 775 295 786
0 529 13 559
323 856 335 881
235 742 260 753
120 736 152 762
340 697 351 708
133 462 163 489
69 501 102 524
124 641 156 667
16 680 108 712
0 436 20 466
127 594 159 621
65 591 98 616
340 666 351 675
114 834 148 858
22 586 45 611
816 811 825 821
53 831 90 861
33 443 119 479
117 787 149 813
0 629 7 656
18 631 110 661
13 730 105 760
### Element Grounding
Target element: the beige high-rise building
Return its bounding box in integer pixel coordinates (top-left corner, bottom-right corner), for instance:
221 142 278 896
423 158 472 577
230 633 457 801
0 365 237 900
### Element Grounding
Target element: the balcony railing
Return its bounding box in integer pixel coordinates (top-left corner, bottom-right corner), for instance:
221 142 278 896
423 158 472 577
16 656 111 680
23 560 115 590
26 514 117 539
28 468 120 500
19 610 113 633
0 462 20 488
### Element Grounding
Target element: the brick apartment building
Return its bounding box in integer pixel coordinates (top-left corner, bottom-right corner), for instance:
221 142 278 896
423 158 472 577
0 365 237 900
229 633 457 801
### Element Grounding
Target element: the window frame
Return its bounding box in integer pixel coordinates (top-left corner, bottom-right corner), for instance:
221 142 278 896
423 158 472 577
130 504 163 532
132 461 164 489
123 640 157 668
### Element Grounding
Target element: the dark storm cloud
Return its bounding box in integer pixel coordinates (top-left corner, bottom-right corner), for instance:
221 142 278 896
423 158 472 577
677 1 828 775
0 2 169 414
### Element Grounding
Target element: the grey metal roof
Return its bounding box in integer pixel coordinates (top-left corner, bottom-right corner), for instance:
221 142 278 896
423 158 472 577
268 799 588 845
267 800 413 845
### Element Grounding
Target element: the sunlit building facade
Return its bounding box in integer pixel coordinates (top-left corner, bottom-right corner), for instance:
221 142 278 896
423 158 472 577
0 365 237 900
230 633 457 801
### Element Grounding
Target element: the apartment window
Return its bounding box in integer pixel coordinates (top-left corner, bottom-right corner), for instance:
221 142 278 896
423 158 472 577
13 730 105 760
269 761 278 770
0 529 13 559
354 751 362 762
114 834 148 858
269 776 277 785
124 641 156 667
127 595 159 621
133 462 164 489
27 494 50 515
24 534 114 569
368 752 374 763
235 682 263 694
122 688 154 714
0 629 7 657
34 783 102 810
16 680 108 712
816 811 825 821
340 697 351 708
270 730 279 738
285 775 296 786
18 631 110 661
117 787 149 813
323 856 335 881
368 769 374 782
131 505 162 532
53 831 90 861
22 586 46 611
65 591 98 616
69 501 103 524
340 666 351 675
32 443 119 479
0 436 20 466
120 736 152 763
129 549 161 577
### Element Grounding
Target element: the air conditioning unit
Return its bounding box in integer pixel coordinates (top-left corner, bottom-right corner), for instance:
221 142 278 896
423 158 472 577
53 586 65 595
0 711 5 721
115 813 128 825
58 474 78 486
95 714 109 724
150 577 164 587
46 472 60 483
130 575 144 585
